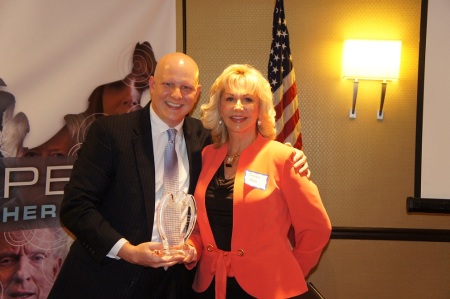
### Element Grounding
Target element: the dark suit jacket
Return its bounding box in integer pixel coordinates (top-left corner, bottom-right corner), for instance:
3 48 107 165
49 103 211 299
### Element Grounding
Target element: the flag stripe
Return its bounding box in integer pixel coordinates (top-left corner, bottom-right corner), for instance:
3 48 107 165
277 108 299 140
274 82 297 122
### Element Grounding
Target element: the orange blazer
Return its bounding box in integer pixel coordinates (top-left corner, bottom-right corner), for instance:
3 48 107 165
188 134 331 299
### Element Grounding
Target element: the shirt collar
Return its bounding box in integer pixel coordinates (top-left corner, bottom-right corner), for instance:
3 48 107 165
149 104 184 135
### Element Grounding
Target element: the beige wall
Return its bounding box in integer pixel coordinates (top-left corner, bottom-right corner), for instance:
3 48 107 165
176 0 450 298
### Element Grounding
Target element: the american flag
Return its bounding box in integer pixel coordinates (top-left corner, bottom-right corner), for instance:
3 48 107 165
268 0 302 150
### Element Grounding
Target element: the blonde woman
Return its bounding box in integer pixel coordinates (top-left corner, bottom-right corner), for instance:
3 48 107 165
187 64 331 299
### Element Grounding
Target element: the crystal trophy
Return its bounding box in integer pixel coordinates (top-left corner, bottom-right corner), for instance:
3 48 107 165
156 192 197 255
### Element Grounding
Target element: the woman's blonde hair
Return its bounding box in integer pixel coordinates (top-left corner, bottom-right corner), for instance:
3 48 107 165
201 64 276 146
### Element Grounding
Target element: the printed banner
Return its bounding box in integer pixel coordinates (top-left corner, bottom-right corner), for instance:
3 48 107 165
0 1 175 297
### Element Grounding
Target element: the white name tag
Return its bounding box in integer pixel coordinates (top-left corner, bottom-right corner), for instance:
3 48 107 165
244 170 268 190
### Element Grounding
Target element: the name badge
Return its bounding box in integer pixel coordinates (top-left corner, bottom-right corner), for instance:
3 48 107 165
244 170 268 190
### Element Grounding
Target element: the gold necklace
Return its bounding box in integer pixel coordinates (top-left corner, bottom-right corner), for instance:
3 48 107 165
225 154 240 167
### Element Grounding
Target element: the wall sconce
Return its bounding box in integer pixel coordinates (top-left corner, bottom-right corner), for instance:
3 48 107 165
342 39 402 120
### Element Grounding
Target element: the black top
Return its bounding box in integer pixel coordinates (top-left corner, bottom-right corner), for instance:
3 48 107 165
205 162 234 251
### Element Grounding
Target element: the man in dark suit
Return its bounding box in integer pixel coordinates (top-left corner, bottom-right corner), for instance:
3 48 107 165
48 52 309 298
48 52 208 298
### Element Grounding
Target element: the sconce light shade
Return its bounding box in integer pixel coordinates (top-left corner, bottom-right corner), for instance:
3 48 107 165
342 39 402 120
342 39 402 80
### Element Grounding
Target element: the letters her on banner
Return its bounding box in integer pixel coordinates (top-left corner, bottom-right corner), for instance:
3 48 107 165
0 156 75 233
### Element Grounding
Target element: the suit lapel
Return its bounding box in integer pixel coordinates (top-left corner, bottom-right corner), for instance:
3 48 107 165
183 117 204 194
132 104 157 234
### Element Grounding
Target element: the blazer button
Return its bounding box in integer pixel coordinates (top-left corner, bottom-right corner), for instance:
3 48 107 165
237 249 244 256
206 244 214 252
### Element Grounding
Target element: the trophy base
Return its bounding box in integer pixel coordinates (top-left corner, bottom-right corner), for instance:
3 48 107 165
163 248 189 256
161 244 191 257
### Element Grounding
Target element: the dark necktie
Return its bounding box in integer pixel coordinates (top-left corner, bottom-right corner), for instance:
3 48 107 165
163 128 178 194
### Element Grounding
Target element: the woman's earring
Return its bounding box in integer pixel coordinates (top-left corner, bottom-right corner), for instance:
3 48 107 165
219 118 223 125
257 119 262 126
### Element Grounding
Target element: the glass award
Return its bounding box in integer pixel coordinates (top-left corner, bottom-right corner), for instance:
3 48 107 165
156 192 197 255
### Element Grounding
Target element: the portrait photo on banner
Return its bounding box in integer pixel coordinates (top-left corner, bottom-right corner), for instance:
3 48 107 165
0 1 175 297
